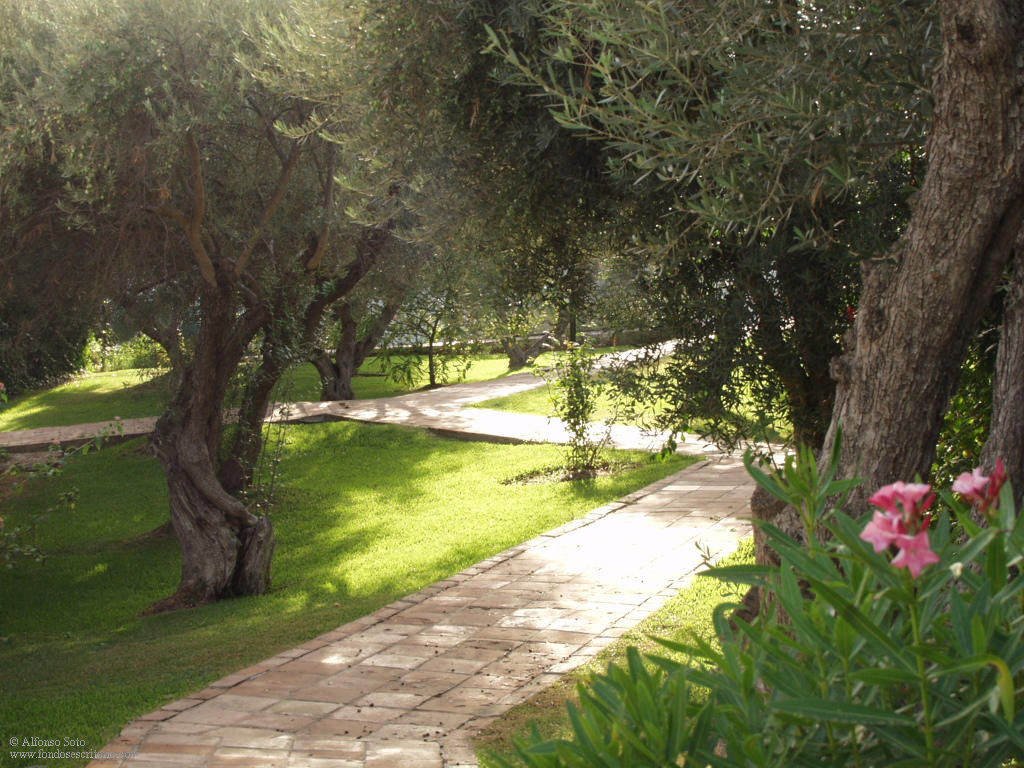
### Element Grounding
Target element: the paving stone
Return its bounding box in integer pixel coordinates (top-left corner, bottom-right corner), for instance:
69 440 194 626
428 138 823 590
354 690 431 709
207 694 280 712
365 739 443 768
361 652 432 670
208 747 289 767
394 709 472 730
208 727 294 749
149 723 218 736
291 737 365 754
381 670 467 697
90 439 753 768
267 700 340 718
418 656 492 676
300 718 379 739
173 706 254 727
328 704 409 724
289 685 365 704
139 734 218 749
285 757 361 768
239 713 317 732
139 742 216 756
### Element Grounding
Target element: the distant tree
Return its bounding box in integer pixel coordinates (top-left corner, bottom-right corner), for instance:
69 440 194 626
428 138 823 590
378 250 482 389
310 241 419 400
0 4 105 393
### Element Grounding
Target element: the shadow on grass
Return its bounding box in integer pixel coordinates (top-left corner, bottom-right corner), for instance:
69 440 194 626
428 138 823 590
0 419 686 768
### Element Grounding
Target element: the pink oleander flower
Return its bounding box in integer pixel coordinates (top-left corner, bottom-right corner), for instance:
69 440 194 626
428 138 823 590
868 481 934 532
954 459 1007 514
0 381 6 391
891 530 941 578
860 510 904 553
863 480 939 578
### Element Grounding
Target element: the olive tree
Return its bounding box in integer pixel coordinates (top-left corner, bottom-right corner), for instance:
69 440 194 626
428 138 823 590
4 0 394 609
485 0 935 450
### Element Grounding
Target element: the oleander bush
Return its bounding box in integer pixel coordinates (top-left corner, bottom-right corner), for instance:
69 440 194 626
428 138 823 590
500 437 1024 767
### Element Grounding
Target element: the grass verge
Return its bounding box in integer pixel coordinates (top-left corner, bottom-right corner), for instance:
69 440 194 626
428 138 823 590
473 538 754 766
0 421 693 767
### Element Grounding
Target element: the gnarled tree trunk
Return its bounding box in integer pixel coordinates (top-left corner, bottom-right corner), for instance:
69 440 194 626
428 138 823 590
815 0 1024 512
220 228 394 494
149 285 274 611
217 329 292 496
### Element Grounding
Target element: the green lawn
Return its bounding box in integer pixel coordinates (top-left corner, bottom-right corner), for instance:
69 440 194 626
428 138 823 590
474 382 560 419
474 538 754 766
470 378 657 429
0 421 693 767
0 369 175 432
0 354 522 432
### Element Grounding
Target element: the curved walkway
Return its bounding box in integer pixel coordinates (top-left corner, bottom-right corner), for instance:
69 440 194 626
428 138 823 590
0 358 754 767
91 458 753 767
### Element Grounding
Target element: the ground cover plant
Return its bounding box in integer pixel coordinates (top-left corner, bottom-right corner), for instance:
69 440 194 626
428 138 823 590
474 538 754 766
0 420 692 768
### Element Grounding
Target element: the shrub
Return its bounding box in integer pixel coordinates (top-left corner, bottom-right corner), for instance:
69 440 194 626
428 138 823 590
83 332 170 372
546 342 609 477
500 437 1024 767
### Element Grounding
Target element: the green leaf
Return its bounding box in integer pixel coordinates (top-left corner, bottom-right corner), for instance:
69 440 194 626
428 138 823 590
933 654 1016 722
850 668 920 686
743 452 791 505
805 576 912 665
774 698 916 726
701 563 775 586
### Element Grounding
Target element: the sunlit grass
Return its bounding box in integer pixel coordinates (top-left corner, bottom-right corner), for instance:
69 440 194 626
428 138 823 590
0 369 174 432
0 422 693 767
473 371 793 445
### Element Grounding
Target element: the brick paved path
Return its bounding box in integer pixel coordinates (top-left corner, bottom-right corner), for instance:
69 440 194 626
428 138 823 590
90 457 753 767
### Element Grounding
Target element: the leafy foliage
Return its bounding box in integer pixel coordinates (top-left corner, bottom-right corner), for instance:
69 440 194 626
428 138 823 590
500 443 1024 767
546 344 610 476
484 0 935 449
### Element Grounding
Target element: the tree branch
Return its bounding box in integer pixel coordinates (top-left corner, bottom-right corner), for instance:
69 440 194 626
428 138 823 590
305 145 338 271
184 132 218 289
234 141 302 278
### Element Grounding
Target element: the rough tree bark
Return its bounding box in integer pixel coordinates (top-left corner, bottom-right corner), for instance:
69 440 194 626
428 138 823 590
500 333 550 371
982 242 1024 491
217 320 291 497
144 131 301 610
149 281 273 612
817 0 1024 511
